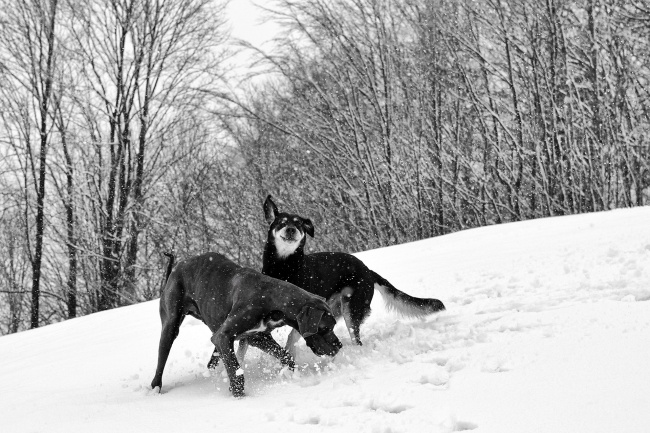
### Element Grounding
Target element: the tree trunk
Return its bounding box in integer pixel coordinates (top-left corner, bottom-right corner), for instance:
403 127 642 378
30 0 59 329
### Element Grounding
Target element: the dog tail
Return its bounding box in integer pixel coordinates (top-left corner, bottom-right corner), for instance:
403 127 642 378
163 252 175 284
372 270 445 318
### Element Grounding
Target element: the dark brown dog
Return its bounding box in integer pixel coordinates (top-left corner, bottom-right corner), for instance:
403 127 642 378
151 252 341 397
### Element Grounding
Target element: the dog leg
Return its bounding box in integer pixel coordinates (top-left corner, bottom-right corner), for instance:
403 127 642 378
284 328 302 358
340 287 357 344
327 292 343 317
212 331 243 397
348 319 362 345
151 312 185 390
208 337 248 370
151 278 185 391
211 312 259 398
236 338 249 364
246 332 295 370
347 284 374 346
151 318 184 390
207 347 221 369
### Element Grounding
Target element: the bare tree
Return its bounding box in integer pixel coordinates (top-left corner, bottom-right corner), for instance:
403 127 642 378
0 0 61 328
229 0 650 255
65 0 229 310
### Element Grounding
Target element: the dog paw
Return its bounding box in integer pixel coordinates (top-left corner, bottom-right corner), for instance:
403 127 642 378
280 355 296 371
229 387 246 398
206 355 220 370
146 386 162 396
229 376 245 398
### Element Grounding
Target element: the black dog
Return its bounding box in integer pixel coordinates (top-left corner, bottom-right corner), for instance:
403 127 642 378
262 196 445 353
151 252 342 397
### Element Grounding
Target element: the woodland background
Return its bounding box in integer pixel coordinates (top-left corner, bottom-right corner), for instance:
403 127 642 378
1 0 648 334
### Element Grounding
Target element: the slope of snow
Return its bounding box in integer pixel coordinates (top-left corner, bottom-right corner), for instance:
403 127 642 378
1 207 650 433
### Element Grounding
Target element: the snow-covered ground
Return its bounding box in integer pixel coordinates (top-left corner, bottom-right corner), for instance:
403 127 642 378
2 207 650 433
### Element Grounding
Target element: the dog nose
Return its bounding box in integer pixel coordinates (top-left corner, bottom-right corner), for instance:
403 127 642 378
285 227 296 236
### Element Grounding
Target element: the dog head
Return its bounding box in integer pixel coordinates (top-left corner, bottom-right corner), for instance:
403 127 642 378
296 300 342 357
264 195 314 259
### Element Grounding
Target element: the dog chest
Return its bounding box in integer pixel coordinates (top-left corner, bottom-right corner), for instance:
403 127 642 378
239 314 285 337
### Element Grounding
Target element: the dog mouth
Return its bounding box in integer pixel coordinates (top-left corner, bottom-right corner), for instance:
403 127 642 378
279 228 301 243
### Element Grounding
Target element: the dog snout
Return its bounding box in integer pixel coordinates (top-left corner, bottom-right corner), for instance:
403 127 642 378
285 226 297 237
305 332 341 357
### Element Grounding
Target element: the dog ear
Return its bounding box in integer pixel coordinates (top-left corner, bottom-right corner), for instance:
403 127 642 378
303 218 314 237
264 195 278 224
296 305 324 338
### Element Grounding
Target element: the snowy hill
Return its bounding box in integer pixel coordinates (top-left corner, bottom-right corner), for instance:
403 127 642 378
2 208 650 433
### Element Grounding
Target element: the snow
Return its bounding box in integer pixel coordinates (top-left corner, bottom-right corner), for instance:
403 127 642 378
2 207 650 432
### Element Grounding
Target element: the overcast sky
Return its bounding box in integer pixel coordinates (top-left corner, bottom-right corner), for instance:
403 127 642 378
228 0 279 48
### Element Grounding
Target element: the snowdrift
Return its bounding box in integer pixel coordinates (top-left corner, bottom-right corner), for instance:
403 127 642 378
2 207 650 433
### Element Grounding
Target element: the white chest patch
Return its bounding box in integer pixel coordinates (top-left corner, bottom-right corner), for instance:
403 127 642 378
266 318 284 328
241 318 286 336
244 320 267 335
